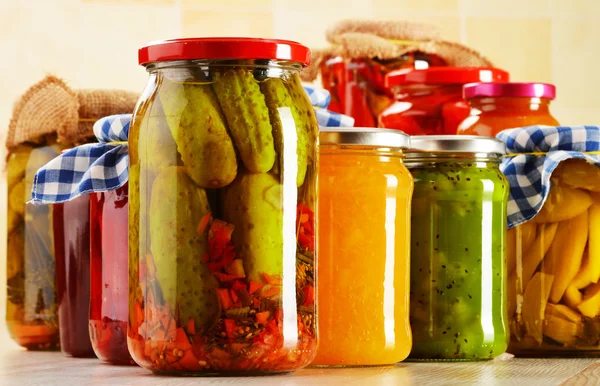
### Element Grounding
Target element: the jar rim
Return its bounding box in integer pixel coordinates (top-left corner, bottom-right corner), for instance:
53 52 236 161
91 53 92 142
319 127 410 149
406 135 506 156
463 82 556 100
138 37 310 67
385 67 509 87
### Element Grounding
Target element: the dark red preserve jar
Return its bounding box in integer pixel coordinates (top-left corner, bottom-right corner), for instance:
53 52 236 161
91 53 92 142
89 183 134 365
53 194 95 358
379 67 509 135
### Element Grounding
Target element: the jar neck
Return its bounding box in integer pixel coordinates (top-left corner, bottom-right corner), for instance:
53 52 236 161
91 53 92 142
405 154 501 166
321 144 405 158
467 96 553 113
393 83 464 98
145 59 302 74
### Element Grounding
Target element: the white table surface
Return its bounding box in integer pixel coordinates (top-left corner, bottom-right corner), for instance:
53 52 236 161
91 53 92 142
2 326 600 386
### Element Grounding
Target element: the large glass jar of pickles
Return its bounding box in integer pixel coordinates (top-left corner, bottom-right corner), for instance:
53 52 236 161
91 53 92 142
405 136 509 361
314 128 413 366
128 38 318 375
6 140 64 350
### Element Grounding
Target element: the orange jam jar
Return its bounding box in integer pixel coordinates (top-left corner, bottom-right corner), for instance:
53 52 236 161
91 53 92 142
314 128 414 366
457 82 559 136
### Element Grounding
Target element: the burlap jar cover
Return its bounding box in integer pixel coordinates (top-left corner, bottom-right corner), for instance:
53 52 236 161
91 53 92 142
302 20 495 127
5 75 139 151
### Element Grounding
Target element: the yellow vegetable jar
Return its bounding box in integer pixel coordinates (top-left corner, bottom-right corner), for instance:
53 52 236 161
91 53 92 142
314 128 414 366
499 126 600 356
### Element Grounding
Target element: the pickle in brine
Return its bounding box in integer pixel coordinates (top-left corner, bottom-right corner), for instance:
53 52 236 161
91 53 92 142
213 68 276 173
149 166 220 329
285 73 318 165
261 78 308 187
159 78 237 188
222 172 283 283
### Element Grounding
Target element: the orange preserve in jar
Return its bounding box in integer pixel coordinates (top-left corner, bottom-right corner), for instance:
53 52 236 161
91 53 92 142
314 128 413 366
457 82 559 136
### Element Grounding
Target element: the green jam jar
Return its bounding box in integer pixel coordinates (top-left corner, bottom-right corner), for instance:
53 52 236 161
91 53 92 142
405 136 509 361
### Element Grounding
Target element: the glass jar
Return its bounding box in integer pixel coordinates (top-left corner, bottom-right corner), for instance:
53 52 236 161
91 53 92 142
89 184 134 365
379 68 509 135
508 159 600 356
457 83 559 136
313 128 413 366
53 193 95 357
6 140 63 350
319 53 449 127
128 38 318 375
405 136 509 361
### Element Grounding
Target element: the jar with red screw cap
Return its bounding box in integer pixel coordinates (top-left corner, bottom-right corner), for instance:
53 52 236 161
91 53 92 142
128 38 318 375
379 67 509 135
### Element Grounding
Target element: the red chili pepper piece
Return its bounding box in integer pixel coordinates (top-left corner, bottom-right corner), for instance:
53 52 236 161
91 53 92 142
216 288 233 310
196 212 212 234
302 285 315 306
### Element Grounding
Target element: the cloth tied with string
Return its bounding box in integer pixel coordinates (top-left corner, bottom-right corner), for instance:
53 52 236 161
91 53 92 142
30 87 354 205
497 125 600 229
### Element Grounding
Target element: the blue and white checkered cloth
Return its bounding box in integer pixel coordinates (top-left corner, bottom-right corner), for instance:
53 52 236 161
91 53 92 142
304 86 355 127
30 115 130 204
497 125 600 228
30 87 354 205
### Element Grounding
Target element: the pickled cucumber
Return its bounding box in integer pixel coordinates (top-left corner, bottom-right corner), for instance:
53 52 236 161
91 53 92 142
6 145 32 187
260 78 308 186
7 228 25 279
285 73 319 165
137 97 180 176
222 172 283 283
213 68 276 173
8 180 25 216
128 164 142 327
149 166 219 329
159 78 237 188
7 209 21 234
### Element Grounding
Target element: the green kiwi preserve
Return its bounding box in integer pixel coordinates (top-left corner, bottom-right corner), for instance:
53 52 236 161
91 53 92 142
405 136 509 361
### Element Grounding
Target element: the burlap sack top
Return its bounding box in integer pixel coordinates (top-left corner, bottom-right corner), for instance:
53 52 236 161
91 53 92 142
302 19 494 82
6 75 139 151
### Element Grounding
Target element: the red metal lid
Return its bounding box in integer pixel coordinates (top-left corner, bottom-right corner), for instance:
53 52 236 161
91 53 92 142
138 38 311 66
385 67 509 87
463 82 556 100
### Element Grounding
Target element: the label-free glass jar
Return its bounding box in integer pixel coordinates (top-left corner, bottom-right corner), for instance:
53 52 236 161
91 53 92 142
89 184 134 365
313 128 413 366
507 158 600 356
6 141 63 350
128 38 318 375
53 193 95 358
457 82 559 136
405 136 509 361
380 68 509 135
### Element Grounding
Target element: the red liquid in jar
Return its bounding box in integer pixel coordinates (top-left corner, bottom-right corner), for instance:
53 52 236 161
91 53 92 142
53 194 95 358
89 184 134 365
